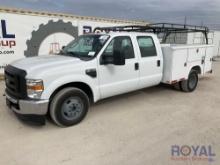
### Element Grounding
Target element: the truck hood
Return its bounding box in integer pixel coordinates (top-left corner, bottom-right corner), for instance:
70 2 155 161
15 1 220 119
11 55 82 74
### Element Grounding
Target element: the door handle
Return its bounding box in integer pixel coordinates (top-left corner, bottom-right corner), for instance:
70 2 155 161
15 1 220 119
201 56 205 64
135 63 139 70
157 60 161 67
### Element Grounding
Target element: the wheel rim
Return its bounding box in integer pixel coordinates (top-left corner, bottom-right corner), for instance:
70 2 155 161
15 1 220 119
61 97 84 121
188 73 197 89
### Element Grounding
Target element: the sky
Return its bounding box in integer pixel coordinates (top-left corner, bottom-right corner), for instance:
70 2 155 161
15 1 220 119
0 0 220 30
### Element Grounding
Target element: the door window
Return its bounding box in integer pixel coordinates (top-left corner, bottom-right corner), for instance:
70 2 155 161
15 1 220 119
102 36 135 59
137 36 157 57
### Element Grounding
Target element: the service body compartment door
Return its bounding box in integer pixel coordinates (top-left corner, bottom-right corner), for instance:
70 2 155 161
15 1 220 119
203 46 214 73
187 47 206 62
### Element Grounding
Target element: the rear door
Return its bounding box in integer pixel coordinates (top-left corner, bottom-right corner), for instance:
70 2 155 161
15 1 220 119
136 36 163 88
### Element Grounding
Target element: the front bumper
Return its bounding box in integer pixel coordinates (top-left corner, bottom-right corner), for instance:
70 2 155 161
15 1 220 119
5 93 49 115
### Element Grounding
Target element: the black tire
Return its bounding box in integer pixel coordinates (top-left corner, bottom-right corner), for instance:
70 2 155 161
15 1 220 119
180 70 198 92
50 87 89 127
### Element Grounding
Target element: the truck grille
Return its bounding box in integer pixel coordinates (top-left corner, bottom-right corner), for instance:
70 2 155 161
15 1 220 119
5 65 27 99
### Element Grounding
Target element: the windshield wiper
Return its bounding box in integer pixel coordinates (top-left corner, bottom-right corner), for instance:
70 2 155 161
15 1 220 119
62 51 81 58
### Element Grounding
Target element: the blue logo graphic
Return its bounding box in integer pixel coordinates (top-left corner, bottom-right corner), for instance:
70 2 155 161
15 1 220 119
1 20 15 38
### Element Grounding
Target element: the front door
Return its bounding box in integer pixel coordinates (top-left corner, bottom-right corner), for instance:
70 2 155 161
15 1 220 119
98 36 139 99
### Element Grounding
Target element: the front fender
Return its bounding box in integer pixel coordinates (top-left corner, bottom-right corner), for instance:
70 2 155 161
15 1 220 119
40 74 100 102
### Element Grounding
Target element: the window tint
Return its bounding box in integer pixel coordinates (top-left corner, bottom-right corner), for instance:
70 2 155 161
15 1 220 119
137 36 157 57
102 36 134 59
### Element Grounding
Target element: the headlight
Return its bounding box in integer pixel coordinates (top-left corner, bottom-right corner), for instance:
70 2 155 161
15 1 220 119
26 79 44 99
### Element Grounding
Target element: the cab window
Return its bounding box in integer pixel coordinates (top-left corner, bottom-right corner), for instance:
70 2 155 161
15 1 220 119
102 36 135 59
137 36 157 57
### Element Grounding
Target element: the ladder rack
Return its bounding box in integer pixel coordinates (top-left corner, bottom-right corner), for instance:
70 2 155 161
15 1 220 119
94 23 210 44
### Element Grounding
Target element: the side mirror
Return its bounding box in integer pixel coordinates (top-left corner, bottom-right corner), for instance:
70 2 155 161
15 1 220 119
101 51 125 66
102 55 114 65
113 50 125 65
62 46 66 50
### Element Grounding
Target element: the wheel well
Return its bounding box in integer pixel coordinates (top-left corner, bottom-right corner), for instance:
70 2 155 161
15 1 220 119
191 66 201 74
49 82 94 104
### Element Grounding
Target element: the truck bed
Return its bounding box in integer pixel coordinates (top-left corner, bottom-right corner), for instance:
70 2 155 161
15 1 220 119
161 44 214 84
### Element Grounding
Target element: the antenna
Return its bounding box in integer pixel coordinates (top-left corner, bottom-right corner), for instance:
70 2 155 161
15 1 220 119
184 16 187 26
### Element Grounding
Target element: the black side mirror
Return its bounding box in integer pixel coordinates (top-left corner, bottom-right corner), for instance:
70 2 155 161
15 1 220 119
101 51 125 66
113 50 125 65
102 55 114 65
62 46 66 50
101 37 126 66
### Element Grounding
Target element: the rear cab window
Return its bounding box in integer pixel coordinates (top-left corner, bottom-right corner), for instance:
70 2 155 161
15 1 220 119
137 36 157 57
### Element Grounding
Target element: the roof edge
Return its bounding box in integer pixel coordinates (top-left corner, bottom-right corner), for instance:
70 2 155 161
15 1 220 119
0 6 148 25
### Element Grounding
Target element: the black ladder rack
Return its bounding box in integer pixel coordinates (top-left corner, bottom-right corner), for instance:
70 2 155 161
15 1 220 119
94 23 210 44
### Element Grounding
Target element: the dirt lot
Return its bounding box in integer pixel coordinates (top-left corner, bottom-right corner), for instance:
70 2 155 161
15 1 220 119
0 62 219 165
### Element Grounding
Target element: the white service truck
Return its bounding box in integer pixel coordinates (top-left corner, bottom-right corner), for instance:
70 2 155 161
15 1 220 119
4 24 214 127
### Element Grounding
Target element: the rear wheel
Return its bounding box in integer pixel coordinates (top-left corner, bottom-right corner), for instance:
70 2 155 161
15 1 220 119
50 87 89 127
180 70 198 92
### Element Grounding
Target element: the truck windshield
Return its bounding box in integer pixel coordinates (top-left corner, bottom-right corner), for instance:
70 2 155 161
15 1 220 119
60 34 110 60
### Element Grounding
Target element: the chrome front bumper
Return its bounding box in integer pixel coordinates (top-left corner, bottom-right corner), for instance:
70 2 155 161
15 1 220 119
6 93 49 115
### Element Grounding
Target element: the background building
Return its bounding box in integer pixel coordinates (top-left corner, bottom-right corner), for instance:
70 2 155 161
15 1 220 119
0 7 147 74
0 7 219 75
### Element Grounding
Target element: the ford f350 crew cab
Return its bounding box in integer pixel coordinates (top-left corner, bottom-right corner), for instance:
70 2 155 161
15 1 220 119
4 24 214 127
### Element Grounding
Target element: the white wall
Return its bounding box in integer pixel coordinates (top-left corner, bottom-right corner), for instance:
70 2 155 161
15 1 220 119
0 12 130 73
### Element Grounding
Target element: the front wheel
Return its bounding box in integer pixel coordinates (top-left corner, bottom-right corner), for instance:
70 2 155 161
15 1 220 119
180 70 198 92
50 87 89 127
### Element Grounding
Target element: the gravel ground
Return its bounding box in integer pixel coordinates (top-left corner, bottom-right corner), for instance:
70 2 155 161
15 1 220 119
0 61 219 165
